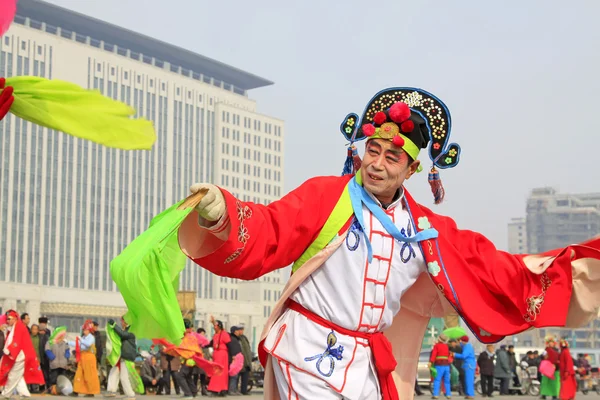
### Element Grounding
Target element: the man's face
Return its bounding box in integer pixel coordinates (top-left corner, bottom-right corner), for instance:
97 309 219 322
7 315 16 327
39 323 47 331
31 325 39 335
486 345 494 353
22 315 30 325
361 139 419 204
508 347 514 353
121 319 128 330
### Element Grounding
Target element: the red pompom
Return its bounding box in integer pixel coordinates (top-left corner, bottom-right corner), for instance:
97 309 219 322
389 102 411 123
373 111 387 125
401 120 414 133
362 124 375 137
392 135 405 147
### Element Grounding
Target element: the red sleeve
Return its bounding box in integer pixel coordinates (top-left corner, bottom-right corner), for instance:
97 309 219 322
430 344 438 363
222 332 231 345
423 205 574 334
179 175 351 280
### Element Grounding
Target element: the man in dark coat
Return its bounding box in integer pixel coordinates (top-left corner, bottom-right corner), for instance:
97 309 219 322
20 313 30 333
37 316 51 390
227 326 243 395
507 345 520 386
236 326 253 395
449 339 465 396
477 344 496 397
494 345 511 395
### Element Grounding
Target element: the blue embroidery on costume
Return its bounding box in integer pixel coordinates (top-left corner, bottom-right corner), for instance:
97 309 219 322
346 218 362 251
303 331 344 377
399 221 416 263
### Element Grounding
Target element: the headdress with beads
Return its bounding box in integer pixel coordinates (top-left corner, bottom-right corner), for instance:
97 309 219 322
340 87 461 204
82 319 96 333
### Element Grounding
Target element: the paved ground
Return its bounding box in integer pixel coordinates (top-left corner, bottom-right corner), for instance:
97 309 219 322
27 393 600 399
29 393 264 399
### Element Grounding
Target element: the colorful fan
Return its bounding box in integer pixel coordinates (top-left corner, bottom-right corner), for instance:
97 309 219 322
48 326 67 345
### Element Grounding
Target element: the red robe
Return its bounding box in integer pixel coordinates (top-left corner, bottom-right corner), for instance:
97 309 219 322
560 348 577 400
181 175 600 361
0 321 45 385
207 331 230 393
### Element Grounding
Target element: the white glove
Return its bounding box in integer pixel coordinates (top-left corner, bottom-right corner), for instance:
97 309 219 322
3 348 9 355
190 183 226 222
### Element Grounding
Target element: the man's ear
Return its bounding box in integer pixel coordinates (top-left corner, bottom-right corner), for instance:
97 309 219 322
406 160 421 179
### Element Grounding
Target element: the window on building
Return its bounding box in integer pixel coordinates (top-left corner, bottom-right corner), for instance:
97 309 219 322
4 37 9 45
124 71 129 79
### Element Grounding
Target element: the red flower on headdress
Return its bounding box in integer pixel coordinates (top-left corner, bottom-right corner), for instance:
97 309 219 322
373 112 387 125
401 120 414 133
389 102 411 124
392 135 405 147
362 124 375 137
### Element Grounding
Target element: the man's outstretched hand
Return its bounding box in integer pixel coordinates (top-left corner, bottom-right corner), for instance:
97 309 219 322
190 183 225 222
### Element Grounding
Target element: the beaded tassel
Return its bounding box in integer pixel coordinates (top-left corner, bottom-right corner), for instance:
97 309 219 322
342 145 362 175
351 145 362 173
428 166 445 204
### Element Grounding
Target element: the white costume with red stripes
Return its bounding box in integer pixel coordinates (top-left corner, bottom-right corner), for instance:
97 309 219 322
263 190 426 400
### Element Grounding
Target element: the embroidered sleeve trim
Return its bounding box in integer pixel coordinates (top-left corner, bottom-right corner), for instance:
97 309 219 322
224 202 253 264
523 272 551 323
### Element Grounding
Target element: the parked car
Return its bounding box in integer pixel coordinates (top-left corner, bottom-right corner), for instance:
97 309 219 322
417 350 431 388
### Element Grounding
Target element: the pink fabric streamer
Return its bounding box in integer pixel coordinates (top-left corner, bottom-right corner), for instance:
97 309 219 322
0 0 17 37
0 314 6 326
192 332 210 348
228 353 244 376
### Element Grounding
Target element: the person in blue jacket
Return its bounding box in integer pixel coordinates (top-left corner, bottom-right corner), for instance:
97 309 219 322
452 336 476 399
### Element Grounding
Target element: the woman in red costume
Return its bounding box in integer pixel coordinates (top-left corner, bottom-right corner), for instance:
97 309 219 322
205 317 230 396
0 310 44 398
559 339 576 400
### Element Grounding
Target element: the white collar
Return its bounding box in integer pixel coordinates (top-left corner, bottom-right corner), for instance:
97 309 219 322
365 186 405 211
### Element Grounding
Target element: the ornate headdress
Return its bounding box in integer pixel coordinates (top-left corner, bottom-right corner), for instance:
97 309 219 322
6 310 18 320
559 338 569 348
82 319 96 333
340 87 461 204
544 334 555 345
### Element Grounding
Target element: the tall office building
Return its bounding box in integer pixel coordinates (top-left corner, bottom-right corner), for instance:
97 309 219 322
526 187 600 253
506 187 600 348
507 217 528 254
0 0 286 350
